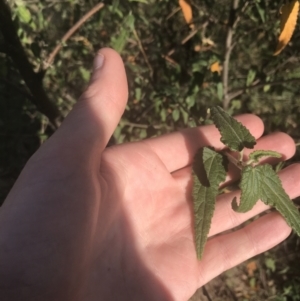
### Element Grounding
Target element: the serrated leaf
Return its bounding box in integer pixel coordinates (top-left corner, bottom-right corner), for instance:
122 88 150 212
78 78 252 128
210 106 256 151
274 0 299 56
193 147 227 259
232 165 262 212
259 164 300 236
234 164 300 235
248 150 282 164
179 0 194 29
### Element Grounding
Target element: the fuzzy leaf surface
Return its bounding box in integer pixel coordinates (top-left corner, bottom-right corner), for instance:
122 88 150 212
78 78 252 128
248 150 282 164
210 106 256 151
232 165 262 212
193 147 227 259
234 164 300 235
259 164 300 236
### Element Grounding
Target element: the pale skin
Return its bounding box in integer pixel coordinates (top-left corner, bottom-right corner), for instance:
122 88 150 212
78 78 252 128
0 48 300 301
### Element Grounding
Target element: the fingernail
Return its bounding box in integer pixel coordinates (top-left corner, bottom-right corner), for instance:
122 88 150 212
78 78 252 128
93 52 104 70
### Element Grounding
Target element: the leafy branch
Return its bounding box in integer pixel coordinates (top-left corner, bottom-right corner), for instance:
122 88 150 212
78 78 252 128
193 106 300 259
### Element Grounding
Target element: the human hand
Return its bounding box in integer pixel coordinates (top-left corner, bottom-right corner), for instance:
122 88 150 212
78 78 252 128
1 48 299 301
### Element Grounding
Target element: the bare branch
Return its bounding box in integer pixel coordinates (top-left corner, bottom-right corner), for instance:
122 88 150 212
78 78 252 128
227 78 300 102
44 2 105 68
0 0 60 126
166 7 181 20
166 22 208 57
222 0 240 110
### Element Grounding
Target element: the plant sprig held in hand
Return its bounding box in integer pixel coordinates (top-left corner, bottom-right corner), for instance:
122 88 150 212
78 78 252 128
193 106 300 259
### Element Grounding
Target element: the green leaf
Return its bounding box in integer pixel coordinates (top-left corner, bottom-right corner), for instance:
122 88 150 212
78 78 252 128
110 13 135 53
111 28 129 53
232 165 262 212
246 69 256 86
17 5 31 23
248 150 282 164
125 13 135 31
265 258 276 272
210 106 256 151
217 82 223 101
234 164 300 235
79 66 90 82
259 164 300 236
193 147 227 259
255 2 266 23
172 108 180 122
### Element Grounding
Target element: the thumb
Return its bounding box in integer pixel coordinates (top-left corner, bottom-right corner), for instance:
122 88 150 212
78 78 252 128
56 48 128 153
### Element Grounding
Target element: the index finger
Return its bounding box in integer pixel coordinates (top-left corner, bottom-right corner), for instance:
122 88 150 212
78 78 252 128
142 114 264 173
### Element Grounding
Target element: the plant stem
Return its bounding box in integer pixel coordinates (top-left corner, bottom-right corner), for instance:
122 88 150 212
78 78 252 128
224 150 243 170
44 2 105 68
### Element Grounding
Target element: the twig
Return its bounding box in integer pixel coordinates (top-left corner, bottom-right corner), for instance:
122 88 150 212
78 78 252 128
0 0 60 126
227 78 300 101
161 55 179 67
222 0 240 110
44 2 105 68
181 27 201 45
166 7 181 20
224 150 244 170
167 26 202 57
132 29 154 78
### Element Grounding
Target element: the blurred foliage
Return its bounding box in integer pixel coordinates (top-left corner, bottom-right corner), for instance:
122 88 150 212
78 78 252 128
1 0 300 298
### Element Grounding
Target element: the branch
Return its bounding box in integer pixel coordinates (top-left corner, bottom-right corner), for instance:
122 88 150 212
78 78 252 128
227 78 300 101
167 25 203 57
0 78 36 103
0 0 60 126
44 2 105 68
132 28 154 78
222 0 240 110
166 7 181 20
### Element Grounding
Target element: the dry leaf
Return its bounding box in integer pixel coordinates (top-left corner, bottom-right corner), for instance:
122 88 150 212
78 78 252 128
210 61 222 75
194 44 201 52
202 37 216 47
246 261 257 277
179 0 194 29
274 0 299 55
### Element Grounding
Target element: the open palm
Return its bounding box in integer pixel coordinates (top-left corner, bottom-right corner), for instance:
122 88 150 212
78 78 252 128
1 49 300 301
